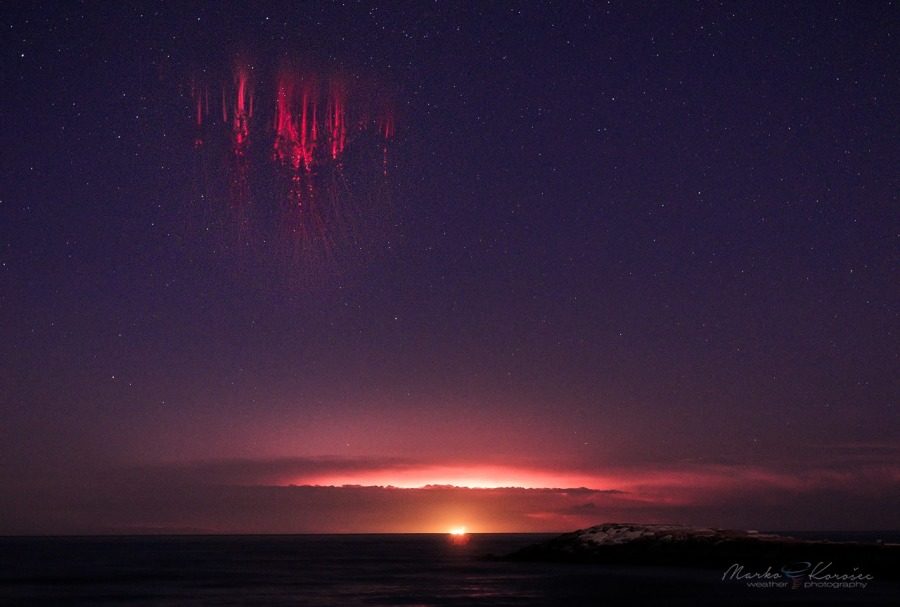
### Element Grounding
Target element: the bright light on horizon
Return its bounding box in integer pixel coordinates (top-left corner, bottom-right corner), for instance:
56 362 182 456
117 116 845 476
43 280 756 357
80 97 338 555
448 526 467 536
296 464 609 490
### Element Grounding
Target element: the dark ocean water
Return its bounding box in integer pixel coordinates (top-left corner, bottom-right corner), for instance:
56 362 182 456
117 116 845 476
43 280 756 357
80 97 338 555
1 533 897 606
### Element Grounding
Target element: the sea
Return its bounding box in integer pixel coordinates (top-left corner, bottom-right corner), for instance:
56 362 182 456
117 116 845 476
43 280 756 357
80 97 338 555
1 532 897 606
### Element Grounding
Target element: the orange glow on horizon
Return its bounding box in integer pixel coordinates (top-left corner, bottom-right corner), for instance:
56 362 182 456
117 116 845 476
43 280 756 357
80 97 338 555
447 526 470 544
295 464 611 490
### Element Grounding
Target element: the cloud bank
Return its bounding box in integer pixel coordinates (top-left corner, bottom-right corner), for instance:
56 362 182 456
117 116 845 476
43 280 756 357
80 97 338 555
4 451 897 534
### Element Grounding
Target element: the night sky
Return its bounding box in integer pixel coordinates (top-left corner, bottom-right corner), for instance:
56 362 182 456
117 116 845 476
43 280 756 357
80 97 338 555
1 2 897 534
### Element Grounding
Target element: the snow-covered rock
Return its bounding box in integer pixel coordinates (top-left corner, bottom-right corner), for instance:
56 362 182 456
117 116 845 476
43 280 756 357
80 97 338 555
576 523 785 546
503 522 900 575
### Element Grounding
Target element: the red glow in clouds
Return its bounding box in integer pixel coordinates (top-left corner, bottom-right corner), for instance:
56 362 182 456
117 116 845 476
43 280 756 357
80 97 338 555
299 465 605 490
188 57 396 270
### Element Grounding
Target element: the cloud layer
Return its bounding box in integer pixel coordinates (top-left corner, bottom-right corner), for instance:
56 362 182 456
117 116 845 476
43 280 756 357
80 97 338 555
4 450 897 534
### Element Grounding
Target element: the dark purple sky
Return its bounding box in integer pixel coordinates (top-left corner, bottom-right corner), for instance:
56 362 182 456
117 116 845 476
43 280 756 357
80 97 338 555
1 2 897 533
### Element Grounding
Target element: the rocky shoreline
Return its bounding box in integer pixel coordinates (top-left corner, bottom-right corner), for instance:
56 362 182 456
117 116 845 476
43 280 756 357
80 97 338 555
501 523 900 579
